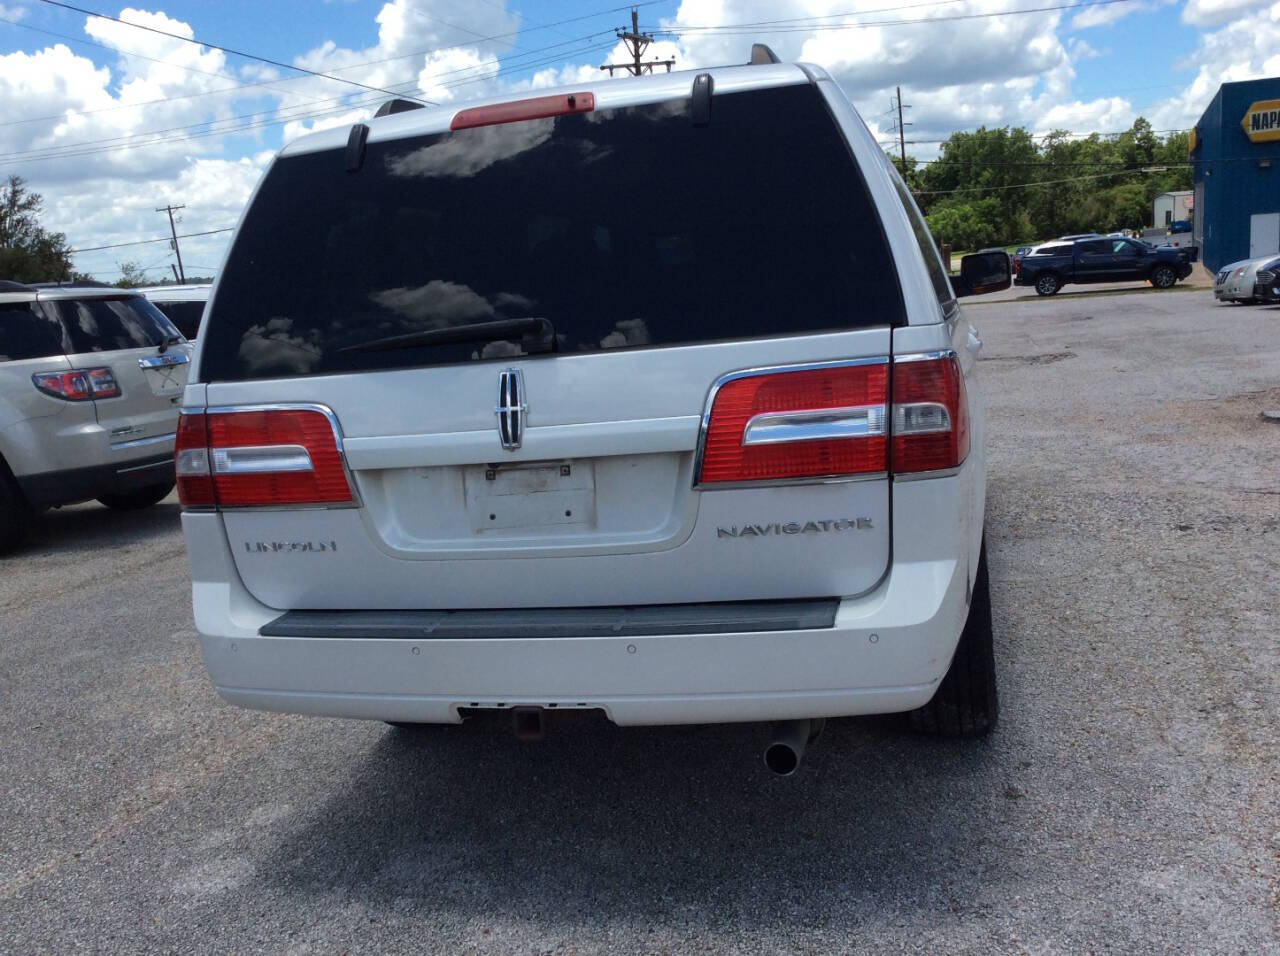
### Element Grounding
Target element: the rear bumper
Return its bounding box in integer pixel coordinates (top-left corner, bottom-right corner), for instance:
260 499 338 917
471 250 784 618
182 496 975 726
17 451 174 508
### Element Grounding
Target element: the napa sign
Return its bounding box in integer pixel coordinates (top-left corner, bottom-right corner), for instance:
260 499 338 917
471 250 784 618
1241 100 1280 143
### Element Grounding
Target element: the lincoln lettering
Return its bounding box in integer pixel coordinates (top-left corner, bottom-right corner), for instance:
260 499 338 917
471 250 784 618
245 540 338 553
717 518 873 538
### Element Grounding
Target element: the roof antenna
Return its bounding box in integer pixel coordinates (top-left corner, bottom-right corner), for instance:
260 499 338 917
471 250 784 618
749 44 781 64
345 123 370 173
691 73 713 127
374 99 424 118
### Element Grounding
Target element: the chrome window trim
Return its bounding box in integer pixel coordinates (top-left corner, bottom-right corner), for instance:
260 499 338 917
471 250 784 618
693 356 890 491
111 431 176 452
186 402 362 510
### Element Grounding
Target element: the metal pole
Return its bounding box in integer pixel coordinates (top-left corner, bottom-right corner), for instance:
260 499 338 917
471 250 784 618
156 204 186 283
897 87 908 177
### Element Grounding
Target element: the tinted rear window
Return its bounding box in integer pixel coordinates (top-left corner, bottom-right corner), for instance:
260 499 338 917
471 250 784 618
42 296 181 353
0 303 66 361
201 83 905 382
150 300 205 339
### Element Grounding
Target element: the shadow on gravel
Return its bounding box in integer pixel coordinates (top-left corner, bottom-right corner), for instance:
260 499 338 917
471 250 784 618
255 714 1007 928
6 498 182 558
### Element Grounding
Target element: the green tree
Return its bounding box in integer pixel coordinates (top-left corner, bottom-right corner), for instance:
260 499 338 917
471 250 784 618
0 176 74 282
925 198 1003 251
114 261 148 288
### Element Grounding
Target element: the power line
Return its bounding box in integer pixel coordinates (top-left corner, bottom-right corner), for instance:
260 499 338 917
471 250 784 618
915 167 1152 196
0 36 618 167
35 0 434 104
70 227 234 253
652 0 1138 35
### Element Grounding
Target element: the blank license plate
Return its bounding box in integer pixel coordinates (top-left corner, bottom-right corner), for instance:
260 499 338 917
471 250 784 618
463 461 595 533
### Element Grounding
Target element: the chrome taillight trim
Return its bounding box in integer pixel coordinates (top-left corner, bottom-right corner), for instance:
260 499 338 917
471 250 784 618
742 404 886 446
178 402 362 510
893 348 958 364
893 465 962 482
211 444 313 475
693 356 891 491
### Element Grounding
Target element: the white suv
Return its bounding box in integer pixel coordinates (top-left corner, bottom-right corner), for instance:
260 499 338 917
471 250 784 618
178 55 1010 770
1 281 190 552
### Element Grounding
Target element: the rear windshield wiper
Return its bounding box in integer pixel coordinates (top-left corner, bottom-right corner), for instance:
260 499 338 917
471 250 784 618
341 317 557 355
156 334 183 354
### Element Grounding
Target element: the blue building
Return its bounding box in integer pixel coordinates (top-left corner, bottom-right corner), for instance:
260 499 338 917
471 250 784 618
1191 77 1280 271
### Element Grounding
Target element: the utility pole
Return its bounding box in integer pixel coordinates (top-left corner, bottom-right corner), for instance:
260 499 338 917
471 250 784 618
155 203 186 283
892 86 912 177
599 7 674 76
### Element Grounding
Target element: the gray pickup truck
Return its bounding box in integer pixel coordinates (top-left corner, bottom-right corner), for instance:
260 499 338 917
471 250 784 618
1016 236 1194 296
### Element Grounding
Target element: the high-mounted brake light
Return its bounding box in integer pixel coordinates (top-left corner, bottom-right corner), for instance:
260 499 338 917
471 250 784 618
175 406 356 509
696 362 889 485
32 367 120 401
450 92 594 131
891 353 969 474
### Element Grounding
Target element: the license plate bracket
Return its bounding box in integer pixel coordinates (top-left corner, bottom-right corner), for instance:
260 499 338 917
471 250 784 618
463 460 595 533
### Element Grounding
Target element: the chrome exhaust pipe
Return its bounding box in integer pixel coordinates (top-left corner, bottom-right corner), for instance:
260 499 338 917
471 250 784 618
763 719 822 776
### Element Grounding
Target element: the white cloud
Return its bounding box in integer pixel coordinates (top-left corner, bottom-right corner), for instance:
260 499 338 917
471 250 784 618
1149 0 1280 129
1181 0 1271 26
1071 0 1154 29
0 3 27 21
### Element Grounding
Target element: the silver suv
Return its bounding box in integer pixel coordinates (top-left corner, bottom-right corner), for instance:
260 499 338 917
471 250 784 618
0 281 189 552
138 284 210 340
178 54 1010 771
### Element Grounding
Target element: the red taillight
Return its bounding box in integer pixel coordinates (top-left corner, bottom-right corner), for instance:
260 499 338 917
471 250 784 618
891 354 969 474
32 367 120 401
175 407 355 510
696 363 889 485
175 412 214 507
450 92 594 131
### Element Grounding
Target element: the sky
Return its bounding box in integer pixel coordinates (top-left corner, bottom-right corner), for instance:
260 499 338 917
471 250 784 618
0 0 1277 281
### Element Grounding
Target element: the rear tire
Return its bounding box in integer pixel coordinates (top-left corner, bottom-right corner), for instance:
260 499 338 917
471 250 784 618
909 539 999 738
97 481 174 511
1034 273 1060 296
0 467 31 555
1151 265 1177 289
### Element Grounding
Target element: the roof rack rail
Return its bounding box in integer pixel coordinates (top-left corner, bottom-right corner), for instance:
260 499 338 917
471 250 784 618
374 98 425 118
29 279 114 289
749 43 781 65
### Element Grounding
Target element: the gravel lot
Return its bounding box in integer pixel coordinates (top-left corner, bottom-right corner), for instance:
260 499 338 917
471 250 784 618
1 288 1277 954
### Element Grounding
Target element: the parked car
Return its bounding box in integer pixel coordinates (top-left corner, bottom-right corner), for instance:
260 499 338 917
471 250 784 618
1214 259 1250 302
1252 257 1280 304
139 284 210 340
1057 233 1102 241
1011 245 1035 275
1016 236 1192 296
176 52 1015 769
0 280 190 553
1215 257 1270 304
1169 219 1192 234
